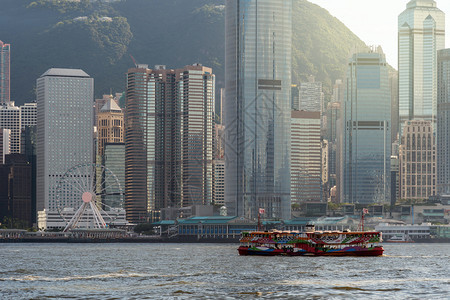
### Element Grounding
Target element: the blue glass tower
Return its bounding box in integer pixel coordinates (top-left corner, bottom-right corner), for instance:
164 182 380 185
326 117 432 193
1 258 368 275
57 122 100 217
437 49 450 195
225 0 292 219
341 49 391 204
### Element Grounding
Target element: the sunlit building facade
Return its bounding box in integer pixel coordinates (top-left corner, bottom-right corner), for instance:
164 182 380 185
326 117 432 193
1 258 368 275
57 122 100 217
126 64 215 223
340 49 391 204
0 41 10 105
97 97 124 157
298 76 323 112
399 120 436 200
291 111 322 204
398 0 445 133
225 0 292 219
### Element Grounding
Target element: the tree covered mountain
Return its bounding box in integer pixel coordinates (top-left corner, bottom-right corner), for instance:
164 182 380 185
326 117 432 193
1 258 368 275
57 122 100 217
0 0 366 104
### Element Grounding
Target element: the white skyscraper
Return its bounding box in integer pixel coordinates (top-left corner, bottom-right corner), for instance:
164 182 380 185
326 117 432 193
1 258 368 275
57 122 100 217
20 102 37 128
0 104 20 152
0 102 36 154
36 69 93 217
398 0 445 133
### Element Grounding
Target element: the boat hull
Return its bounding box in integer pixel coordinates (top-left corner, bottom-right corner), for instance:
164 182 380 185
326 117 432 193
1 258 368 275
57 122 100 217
238 246 384 257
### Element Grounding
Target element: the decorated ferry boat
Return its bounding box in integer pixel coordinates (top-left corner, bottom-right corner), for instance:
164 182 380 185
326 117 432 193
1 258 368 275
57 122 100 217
238 224 384 256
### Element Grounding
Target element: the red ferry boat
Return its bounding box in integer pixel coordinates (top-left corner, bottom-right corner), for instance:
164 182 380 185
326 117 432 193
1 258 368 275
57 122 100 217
238 224 384 256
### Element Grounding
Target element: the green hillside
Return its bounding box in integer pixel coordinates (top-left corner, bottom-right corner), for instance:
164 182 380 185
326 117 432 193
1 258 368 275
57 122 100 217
0 0 366 104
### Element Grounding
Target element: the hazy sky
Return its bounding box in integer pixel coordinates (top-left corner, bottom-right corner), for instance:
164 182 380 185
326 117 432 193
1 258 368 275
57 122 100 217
308 0 450 67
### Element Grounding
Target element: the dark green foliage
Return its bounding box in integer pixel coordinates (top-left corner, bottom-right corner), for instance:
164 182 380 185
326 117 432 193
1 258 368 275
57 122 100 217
0 216 30 230
0 0 365 104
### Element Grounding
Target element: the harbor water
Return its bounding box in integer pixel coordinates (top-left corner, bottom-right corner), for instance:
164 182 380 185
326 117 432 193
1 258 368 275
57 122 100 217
0 243 449 299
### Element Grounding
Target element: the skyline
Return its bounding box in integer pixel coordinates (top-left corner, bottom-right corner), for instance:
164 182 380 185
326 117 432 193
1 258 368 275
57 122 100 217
309 0 450 67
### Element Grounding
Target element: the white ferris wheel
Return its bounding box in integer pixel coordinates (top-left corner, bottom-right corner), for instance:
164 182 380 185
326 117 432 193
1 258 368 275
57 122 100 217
56 163 124 232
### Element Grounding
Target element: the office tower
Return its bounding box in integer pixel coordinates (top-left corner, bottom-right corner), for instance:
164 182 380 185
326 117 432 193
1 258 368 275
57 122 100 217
398 0 445 133
22 125 36 225
36 68 93 217
291 84 299 110
340 49 391 204
391 155 399 207
325 101 340 188
0 41 10 105
399 120 436 200
103 143 125 209
213 160 225 206
94 93 122 126
331 79 344 103
437 49 450 194
126 64 215 223
298 75 324 112
225 0 292 219
0 128 10 164
389 70 399 143
322 140 329 200
20 102 37 128
219 88 225 123
214 124 225 160
0 104 20 153
0 154 32 227
291 111 322 203
97 97 124 157
213 124 225 206
0 101 36 154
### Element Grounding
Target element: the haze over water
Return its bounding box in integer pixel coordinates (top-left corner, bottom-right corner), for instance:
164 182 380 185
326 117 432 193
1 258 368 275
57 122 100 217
0 243 449 299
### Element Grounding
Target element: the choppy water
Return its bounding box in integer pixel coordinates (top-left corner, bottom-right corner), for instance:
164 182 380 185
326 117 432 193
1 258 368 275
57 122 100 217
0 243 449 299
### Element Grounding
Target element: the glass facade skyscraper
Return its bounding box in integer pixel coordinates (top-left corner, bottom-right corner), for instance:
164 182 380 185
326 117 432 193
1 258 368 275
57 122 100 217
103 143 125 209
437 49 450 194
398 0 445 133
0 40 10 105
126 64 215 223
225 0 292 219
340 50 391 204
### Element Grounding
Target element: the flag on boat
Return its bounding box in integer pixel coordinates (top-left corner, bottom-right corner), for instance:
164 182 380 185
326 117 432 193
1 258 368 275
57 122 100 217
259 208 265 215
363 208 369 215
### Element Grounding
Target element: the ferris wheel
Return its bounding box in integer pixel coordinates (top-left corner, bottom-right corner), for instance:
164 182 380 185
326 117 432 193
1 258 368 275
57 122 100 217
56 163 124 232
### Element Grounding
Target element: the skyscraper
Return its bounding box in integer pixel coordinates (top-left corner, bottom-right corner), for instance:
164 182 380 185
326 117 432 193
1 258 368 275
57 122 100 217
97 97 124 157
399 120 436 200
437 49 450 194
340 49 391 204
389 70 399 143
0 154 32 227
125 64 215 223
0 102 36 154
0 128 10 164
103 143 125 209
298 75 324 112
36 68 93 216
0 41 10 105
225 0 292 220
0 104 20 153
291 111 322 204
325 101 340 189
398 0 445 133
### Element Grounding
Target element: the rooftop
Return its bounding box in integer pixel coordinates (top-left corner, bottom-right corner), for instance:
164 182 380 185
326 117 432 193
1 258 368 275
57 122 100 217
100 97 122 112
41 68 90 78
